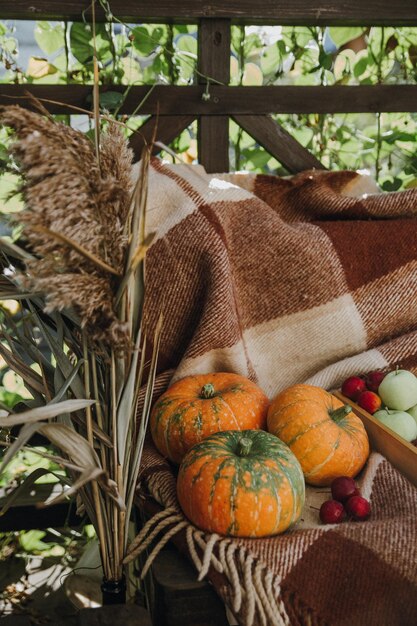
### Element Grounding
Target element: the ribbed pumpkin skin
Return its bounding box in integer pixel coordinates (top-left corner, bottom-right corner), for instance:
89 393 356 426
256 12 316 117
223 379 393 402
150 373 269 464
267 384 370 486
177 430 305 537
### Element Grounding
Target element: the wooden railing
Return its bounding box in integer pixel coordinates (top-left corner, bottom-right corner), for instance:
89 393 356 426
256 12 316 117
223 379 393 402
1 2 417 172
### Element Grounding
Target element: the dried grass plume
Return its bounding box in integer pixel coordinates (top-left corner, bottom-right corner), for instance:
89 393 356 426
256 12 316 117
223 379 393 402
0 105 135 347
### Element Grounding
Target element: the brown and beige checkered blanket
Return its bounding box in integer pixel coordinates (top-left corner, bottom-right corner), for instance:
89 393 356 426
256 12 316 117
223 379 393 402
137 159 417 626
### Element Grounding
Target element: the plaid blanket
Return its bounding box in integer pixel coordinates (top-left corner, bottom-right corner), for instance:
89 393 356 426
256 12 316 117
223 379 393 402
138 159 417 626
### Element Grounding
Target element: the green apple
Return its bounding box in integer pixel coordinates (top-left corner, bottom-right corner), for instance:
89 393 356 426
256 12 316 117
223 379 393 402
407 404 417 429
374 409 417 442
378 369 417 411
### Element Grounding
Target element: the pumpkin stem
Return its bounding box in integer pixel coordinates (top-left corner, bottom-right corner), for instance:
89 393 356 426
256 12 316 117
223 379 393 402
329 404 352 422
200 383 216 399
237 436 253 457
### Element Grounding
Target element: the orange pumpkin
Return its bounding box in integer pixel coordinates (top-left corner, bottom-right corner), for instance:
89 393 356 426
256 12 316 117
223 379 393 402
150 372 269 464
267 384 369 486
177 429 305 537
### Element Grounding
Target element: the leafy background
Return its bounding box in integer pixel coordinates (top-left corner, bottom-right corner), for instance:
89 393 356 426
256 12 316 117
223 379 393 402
0 19 417 564
1 20 417 205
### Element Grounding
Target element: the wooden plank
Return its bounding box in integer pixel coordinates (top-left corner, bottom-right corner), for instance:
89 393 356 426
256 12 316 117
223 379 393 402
334 391 417 488
128 115 196 160
3 1 417 25
198 115 230 173
234 114 325 173
0 483 81 531
78 606 152 626
137 495 231 625
2 85 417 115
198 19 231 173
149 548 229 626
198 19 230 84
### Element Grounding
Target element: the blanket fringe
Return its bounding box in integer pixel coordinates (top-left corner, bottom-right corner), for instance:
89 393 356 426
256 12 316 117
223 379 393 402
127 504 291 626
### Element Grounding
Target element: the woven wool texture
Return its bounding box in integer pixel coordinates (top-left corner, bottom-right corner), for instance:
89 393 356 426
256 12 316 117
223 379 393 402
139 159 417 626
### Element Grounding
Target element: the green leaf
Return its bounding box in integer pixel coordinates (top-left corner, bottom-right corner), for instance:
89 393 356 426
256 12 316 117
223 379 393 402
329 27 367 49
319 49 333 71
176 34 197 57
242 148 271 170
175 35 197 81
0 389 24 408
282 26 314 49
19 529 49 553
34 21 65 55
86 91 124 111
131 26 156 56
70 22 110 65
354 55 368 78
382 131 416 144
151 26 167 45
243 33 262 59
175 129 191 153
381 178 403 191
261 43 281 75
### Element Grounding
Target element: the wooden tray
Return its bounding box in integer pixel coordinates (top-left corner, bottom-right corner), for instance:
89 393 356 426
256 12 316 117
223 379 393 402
334 391 417 489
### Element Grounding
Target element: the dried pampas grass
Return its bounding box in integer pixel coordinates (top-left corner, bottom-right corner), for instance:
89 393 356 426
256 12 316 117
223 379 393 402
0 105 135 347
0 102 161 586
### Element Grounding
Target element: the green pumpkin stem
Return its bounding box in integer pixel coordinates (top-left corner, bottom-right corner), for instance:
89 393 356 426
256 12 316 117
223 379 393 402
329 404 352 422
237 436 253 456
200 383 215 399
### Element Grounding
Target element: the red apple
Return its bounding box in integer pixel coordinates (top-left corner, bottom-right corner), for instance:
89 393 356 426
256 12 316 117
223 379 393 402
357 390 381 414
331 476 360 503
319 500 346 524
345 495 371 521
365 370 387 393
341 376 366 401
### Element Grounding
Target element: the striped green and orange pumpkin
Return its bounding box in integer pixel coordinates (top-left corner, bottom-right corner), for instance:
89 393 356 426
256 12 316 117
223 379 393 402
177 429 305 537
267 384 370 486
150 372 269 464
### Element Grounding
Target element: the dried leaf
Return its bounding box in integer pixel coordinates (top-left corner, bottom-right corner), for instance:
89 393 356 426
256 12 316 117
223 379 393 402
27 57 57 79
39 421 100 468
0 399 96 427
0 342 51 396
37 466 104 508
117 328 142 466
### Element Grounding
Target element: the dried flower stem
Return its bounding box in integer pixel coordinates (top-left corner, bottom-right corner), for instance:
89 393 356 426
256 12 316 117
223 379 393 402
83 332 110 577
111 350 121 579
92 0 101 169
117 463 125 570
91 352 107 472
38 357 52 403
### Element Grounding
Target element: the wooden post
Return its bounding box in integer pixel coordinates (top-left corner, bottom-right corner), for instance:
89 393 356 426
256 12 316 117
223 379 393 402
198 19 231 173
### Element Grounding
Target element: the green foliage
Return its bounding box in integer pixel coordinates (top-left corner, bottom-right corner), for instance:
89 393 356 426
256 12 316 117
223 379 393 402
70 22 112 65
1 21 417 185
329 27 367 48
34 21 65 54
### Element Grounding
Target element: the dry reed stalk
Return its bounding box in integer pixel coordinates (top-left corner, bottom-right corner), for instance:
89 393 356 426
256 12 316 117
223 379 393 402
0 10 161 584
